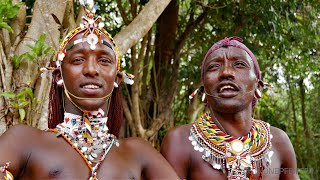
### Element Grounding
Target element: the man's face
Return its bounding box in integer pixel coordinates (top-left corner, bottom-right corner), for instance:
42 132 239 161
202 46 257 113
61 33 118 111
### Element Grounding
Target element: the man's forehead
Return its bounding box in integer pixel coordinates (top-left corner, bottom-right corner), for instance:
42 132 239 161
205 46 253 64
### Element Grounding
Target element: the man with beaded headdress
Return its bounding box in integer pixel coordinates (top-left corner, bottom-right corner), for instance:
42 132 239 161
0 1 179 179
161 37 298 180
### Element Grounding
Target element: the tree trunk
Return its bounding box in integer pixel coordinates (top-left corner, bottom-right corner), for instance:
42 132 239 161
298 79 314 164
287 76 303 166
147 0 179 138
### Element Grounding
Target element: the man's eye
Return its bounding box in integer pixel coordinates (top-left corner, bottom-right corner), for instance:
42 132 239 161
72 58 84 64
207 63 220 71
234 61 247 67
99 58 111 64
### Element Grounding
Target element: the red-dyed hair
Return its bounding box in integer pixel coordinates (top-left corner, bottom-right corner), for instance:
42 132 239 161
48 70 123 137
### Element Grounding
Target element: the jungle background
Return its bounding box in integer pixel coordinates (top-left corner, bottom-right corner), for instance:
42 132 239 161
0 0 319 179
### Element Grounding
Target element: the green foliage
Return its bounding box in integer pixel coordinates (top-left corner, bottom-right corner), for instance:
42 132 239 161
0 0 22 32
12 34 53 69
0 87 39 123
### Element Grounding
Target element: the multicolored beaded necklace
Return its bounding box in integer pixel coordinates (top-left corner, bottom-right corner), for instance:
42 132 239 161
189 112 273 180
49 109 118 180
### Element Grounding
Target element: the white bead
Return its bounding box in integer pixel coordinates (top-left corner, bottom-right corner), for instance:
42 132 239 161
199 147 204 152
213 163 221 169
91 153 98 158
81 147 88 152
98 22 104 28
58 53 65 61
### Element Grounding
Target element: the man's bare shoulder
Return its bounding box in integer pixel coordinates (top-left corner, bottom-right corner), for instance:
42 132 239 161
270 126 292 148
161 124 193 159
118 137 151 151
0 124 43 141
0 125 46 174
165 123 192 142
269 126 297 169
117 137 158 159
117 137 179 179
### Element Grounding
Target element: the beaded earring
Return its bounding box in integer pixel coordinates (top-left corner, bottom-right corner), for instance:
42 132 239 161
255 89 262 99
57 79 64 86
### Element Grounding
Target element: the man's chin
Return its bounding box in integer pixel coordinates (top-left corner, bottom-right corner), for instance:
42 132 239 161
210 99 252 113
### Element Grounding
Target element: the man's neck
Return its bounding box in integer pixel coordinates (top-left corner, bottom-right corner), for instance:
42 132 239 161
210 108 253 137
63 94 109 116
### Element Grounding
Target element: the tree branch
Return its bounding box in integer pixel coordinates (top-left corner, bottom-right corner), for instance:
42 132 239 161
122 98 136 136
174 6 210 57
114 0 172 56
131 46 144 136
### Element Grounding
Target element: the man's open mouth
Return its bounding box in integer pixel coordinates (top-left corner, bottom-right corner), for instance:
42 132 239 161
219 85 236 93
82 84 100 89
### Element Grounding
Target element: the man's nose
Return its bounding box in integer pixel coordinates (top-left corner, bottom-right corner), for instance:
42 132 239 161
83 58 99 76
219 64 235 81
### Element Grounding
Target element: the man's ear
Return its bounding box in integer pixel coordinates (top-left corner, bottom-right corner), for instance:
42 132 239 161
115 71 123 85
53 69 63 86
257 80 264 91
254 80 264 99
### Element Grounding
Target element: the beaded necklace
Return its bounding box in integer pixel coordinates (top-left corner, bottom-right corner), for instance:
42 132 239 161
189 112 273 180
49 110 118 180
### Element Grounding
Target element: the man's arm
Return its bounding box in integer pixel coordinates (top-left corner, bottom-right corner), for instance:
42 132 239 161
122 137 179 180
160 124 192 179
271 127 299 180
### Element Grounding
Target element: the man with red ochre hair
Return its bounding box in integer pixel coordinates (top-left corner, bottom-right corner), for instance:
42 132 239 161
0 1 179 179
161 37 298 180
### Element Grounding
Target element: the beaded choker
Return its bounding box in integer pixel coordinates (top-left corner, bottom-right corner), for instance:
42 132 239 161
189 112 273 180
49 109 118 180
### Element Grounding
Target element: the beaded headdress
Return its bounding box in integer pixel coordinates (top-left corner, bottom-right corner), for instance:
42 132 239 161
41 0 134 85
56 1 120 68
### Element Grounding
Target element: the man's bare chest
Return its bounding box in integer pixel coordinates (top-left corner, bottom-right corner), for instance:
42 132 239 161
20 139 141 179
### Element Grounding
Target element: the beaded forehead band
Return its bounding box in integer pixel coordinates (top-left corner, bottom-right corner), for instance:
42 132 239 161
56 0 121 71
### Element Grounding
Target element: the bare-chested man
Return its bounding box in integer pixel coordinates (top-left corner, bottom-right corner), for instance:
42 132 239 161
161 37 298 180
0 1 179 179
